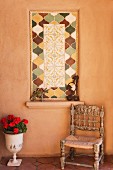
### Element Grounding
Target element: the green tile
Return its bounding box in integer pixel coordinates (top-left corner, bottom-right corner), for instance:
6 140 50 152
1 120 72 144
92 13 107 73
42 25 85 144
33 46 43 55
55 14 64 23
66 25 75 34
44 13 54 22
32 20 37 27
33 67 43 76
51 95 57 98
65 63 69 70
60 87 66 91
33 83 37 91
71 42 76 49
66 46 75 55
71 63 76 70
39 52 44 60
33 73 37 80
32 13 36 17
60 94 66 98
39 32 43 38
60 13 69 18
32 42 37 49
71 21 76 28
65 73 70 80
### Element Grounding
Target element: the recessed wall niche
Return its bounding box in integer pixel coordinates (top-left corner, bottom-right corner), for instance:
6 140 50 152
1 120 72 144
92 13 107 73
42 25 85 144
30 11 78 100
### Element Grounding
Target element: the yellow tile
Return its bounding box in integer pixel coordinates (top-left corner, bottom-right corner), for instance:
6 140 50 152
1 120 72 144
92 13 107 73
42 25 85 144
50 21 59 24
72 12 78 18
66 78 73 85
32 14 43 23
33 57 44 66
71 53 76 60
54 88 64 97
38 42 44 49
39 73 44 81
46 89 54 97
65 32 70 39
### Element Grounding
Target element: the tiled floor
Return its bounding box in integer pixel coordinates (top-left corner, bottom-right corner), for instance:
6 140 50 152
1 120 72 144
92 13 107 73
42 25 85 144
0 156 113 170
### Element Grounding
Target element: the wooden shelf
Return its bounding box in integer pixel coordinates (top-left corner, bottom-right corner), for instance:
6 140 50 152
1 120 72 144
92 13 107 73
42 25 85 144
26 101 84 109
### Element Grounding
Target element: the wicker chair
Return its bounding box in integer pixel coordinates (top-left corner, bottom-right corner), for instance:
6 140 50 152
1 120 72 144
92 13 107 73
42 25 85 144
60 104 104 170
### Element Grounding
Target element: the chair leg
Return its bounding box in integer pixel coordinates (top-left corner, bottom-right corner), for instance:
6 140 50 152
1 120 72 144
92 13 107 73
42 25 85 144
100 143 104 164
60 140 65 170
94 144 100 170
69 147 75 161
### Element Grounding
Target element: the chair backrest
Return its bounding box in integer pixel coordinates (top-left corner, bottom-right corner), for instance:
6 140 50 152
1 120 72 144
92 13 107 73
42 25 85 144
70 104 104 138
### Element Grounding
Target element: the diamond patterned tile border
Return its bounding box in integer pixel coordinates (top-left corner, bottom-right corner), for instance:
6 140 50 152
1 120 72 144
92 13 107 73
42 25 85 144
30 11 78 100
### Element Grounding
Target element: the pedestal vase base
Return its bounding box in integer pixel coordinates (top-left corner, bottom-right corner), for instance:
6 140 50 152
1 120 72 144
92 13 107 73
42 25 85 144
7 159 22 166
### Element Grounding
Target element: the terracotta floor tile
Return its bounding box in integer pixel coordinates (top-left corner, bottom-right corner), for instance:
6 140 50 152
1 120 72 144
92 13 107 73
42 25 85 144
1 157 11 165
104 155 113 163
20 157 36 164
38 157 55 164
100 163 113 170
33 160 42 167
54 163 61 169
72 166 93 170
0 164 16 170
62 165 76 170
0 155 113 170
53 157 61 167
38 163 55 170
17 164 36 170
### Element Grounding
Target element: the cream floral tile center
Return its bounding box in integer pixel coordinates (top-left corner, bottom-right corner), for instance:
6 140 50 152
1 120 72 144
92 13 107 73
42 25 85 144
44 24 65 87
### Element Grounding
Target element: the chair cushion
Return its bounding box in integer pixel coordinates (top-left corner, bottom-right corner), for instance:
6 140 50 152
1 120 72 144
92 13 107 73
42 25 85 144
64 135 102 149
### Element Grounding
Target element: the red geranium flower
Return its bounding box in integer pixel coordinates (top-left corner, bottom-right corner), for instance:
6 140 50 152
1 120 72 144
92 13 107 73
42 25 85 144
14 117 21 124
8 115 14 121
23 119 28 124
3 123 9 129
1 118 7 124
9 122 15 127
13 128 19 134
0 115 28 134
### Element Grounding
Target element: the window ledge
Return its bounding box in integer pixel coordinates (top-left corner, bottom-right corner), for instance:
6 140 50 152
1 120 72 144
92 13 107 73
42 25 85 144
26 101 84 109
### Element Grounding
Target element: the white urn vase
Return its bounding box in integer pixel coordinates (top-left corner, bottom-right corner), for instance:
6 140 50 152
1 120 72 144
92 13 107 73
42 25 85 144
5 133 23 166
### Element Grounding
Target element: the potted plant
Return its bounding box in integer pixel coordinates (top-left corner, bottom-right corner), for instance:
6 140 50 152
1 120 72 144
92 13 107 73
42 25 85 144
30 87 48 101
0 114 28 166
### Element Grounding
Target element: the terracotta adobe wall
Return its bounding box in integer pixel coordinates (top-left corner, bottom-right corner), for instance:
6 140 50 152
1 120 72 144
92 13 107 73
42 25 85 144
0 0 113 157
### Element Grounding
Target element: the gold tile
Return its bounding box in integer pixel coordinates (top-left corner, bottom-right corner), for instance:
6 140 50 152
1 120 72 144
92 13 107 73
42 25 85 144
33 57 44 66
38 42 44 49
46 89 54 97
54 88 65 97
65 32 70 39
32 14 43 23
66 77 73 85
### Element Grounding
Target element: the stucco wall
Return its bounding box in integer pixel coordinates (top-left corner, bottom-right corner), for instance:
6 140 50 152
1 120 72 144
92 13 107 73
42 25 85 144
0 0 113 157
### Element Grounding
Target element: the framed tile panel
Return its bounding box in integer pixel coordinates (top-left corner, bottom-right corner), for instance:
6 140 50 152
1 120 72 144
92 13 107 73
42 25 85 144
30 11 78 100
